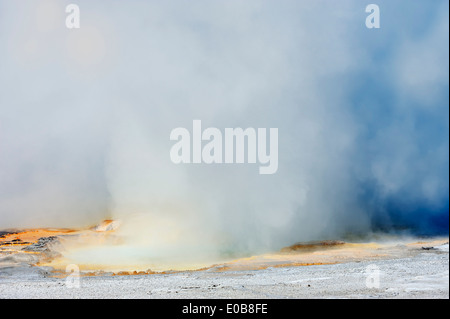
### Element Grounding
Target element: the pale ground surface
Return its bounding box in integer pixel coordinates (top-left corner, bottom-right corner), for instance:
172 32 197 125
0 225 448 299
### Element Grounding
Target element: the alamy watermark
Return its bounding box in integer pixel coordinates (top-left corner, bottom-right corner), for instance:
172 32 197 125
65 4 80 29
64 4 380 30
65 264 80 288
170 120 278 175
366 4 380 29
365 264 381 289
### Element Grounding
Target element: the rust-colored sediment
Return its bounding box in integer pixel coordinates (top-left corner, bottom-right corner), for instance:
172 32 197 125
280 240 346 253
0 229 75 250
2 222 448 278
1 229 73 243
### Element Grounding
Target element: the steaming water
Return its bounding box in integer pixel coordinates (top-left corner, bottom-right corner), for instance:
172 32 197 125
0 1 448 267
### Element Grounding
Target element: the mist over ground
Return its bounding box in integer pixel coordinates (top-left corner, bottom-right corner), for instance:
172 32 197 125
0 0 448 257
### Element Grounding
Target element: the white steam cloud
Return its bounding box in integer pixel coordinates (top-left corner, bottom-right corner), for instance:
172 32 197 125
0 0 448 260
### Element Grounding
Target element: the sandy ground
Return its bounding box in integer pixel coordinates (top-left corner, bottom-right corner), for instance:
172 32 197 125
0 230 448 299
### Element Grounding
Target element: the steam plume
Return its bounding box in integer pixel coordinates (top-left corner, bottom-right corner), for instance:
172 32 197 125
0 1 448 261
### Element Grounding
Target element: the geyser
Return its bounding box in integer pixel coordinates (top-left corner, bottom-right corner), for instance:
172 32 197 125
0 1 448 266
